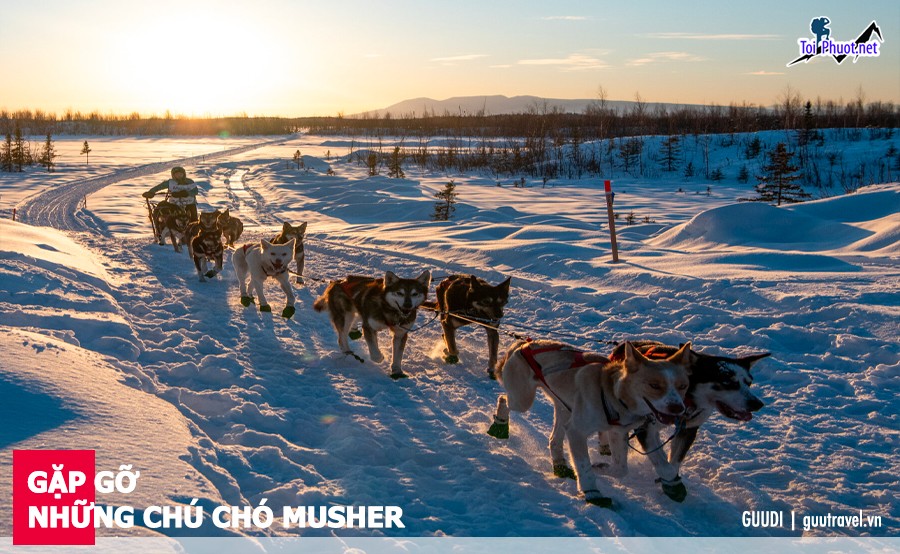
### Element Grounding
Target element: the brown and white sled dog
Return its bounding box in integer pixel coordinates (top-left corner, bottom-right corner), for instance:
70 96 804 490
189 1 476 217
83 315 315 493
271 222 307 284
217 209 244 248
313 270 431 379
600 340 769 502
232 239 296 318
185 210 222 259
426 274 511 378
153 203 191 252
492 339 691 507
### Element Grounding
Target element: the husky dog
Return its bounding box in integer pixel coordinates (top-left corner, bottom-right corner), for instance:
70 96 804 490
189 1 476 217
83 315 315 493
602 340 769 501
426 274 511 378
232 239 296 318
313 270 431 379
491 339 691 507
153 202 190 252
217 209 244 248
271 222 307 284
185 210 222 259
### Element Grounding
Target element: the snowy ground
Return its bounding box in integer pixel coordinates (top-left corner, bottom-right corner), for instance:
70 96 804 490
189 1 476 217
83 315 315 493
0 132 897 538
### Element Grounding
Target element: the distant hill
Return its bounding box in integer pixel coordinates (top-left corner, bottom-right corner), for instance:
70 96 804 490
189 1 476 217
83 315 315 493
355 95 710 118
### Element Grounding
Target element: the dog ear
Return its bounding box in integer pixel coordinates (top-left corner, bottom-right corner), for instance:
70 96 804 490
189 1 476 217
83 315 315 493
624 341 650 372
417 270 432 287
667 341 693 366
737 352 771 371
282 221 291 233
298 222 308 236
261 239 273 250
497 276 512 294
222 208 229 217
384 271 399 287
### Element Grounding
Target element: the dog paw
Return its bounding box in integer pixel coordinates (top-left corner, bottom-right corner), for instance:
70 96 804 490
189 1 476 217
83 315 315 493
583 491 614 509
389 371 409 380
657 476 687 503
552 464 576 480
296 277 304 285
281 306 296 319
487 368 497 380
240 296 254 307
370 353 385 363
597 443 612 456
199 276 207 283
443 354 459 364
205 270 217 279
348 329 362 340
259 304 272 313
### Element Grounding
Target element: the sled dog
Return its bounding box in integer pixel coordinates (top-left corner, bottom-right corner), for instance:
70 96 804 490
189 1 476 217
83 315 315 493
313 270 431 379
217 209 244 248
601 340 769 501
233 239 296 318
492 339 691 507
271 222 307 284
426 274 511 378
185 210 222 259
153 202 190 252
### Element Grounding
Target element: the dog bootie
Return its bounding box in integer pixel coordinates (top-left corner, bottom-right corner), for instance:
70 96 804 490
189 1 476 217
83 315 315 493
657 475 687 503
348 329 362 340
259 304 272 313
281 306 296 319
486 396 510 439
390 371 409 380
443 354 459 364
583 490 614 509
552 464 576 479
240 296 255 307
487 368 497 380
205 269 217 279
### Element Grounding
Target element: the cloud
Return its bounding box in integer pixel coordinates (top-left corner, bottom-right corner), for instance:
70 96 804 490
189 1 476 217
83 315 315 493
627 51 706 66
430 54 489 63
748 70 785 75
518 53 608 71
645 32 780 40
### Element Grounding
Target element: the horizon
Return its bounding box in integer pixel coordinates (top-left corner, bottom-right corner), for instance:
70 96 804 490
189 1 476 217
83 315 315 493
2 1 898 118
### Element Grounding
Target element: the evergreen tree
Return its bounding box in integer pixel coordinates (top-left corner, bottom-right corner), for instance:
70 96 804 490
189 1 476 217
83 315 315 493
432 180 458 221
39 132 57 172
737 165 750 183
387 146 405 178
751 143 809 205
683 161 695 178
12 123 26 172
1 133 12 172
81 140 92 166
745 136 762 159
710 167 724 181
659 135 681 172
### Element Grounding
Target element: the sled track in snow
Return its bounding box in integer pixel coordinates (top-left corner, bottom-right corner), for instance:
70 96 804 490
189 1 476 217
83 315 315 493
17 138 289 232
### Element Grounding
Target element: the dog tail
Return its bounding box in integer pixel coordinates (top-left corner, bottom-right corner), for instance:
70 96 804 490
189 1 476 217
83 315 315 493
313 295 327 312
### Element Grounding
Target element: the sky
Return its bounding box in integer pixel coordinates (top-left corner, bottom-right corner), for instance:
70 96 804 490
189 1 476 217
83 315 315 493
1 0 898 117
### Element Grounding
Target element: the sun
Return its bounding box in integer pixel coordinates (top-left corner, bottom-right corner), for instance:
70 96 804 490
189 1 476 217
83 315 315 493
111 10 287 115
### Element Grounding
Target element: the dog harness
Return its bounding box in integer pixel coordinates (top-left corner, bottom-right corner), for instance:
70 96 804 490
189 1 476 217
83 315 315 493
519 342 611 417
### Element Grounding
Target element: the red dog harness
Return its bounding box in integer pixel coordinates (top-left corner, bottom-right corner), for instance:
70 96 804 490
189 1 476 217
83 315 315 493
519 342 611 417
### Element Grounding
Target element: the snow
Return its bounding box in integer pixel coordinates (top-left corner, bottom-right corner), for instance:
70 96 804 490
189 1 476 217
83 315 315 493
0 131 897 540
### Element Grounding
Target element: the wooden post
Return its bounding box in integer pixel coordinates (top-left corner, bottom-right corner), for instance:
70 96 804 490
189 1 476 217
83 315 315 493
604 179 620 263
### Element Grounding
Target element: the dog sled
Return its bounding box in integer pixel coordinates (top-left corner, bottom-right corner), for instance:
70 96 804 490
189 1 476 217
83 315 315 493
145 196 186 245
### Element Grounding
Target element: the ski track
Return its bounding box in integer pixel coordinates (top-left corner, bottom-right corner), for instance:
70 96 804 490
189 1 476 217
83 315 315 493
22 144 898 537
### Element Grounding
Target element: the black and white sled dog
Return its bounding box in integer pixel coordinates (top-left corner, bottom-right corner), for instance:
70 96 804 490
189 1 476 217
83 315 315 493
425 274 511 379
600 340 769 502
233 239 296 318
490 339 692 507
153 202 190 252
313 270 431 379
271 222 307 284
217 209 244 248
187 211 224 282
